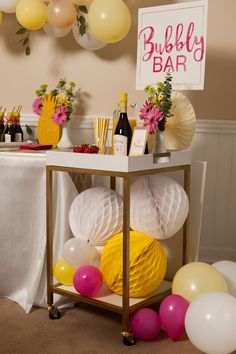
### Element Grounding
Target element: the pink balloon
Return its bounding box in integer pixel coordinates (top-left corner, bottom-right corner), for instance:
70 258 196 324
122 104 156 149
159 294 189 340
73 265 103 297
130 308 161 341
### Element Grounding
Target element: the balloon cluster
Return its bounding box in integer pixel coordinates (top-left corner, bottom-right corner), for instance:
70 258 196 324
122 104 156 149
0 0 132 54
131 260 236 354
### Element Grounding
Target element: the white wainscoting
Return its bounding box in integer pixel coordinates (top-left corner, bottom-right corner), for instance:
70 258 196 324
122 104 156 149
21 116 236 263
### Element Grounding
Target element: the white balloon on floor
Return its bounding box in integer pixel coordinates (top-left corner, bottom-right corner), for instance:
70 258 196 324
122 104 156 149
72 24 106 50
63 237 100 269
69 186 123 246
212 260 236 297
130 175 189 239
185 292 236 354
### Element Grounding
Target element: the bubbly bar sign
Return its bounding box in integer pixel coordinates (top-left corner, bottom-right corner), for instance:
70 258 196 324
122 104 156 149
136 0 208 90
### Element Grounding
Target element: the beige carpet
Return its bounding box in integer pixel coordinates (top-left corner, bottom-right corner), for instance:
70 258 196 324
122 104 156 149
0 298 208 354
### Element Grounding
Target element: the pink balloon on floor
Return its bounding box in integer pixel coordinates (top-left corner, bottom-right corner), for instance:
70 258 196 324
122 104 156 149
130 308 161 341
73 265 103 297
159 294 189 340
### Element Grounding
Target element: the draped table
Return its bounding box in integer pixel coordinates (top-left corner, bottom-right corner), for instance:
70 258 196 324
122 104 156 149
0 149 78 313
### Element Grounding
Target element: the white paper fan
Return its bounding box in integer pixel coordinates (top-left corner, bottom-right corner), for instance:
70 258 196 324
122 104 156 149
164 92 196 150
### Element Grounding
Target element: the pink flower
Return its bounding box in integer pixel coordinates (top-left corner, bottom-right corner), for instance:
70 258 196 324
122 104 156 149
51 106 68 125
139 101 153 120
142 107 164 134
32 97 43 115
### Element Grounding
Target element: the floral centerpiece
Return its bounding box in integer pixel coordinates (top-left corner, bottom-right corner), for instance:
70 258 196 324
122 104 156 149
139 70 173 134
32 79 80 125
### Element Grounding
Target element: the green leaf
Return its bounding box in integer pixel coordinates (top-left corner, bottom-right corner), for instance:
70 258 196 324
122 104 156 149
25 46 31 56
79 5 88 14
16 27 28 35
22 38 29 46
25 124 33 135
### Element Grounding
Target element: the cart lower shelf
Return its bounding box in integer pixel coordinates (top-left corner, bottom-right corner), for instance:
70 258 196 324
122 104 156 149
51 280 172 314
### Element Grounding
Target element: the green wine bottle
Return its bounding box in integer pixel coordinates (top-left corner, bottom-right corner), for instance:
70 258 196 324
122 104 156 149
113 92 132 156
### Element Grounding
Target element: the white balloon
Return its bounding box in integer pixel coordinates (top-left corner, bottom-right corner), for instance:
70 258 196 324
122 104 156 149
130 175 189 239
212 260 236 297
0 0 18 13
185 292 236 354
43 22 72 38
69 186 123 246
72 24 106 50
63 238 100 269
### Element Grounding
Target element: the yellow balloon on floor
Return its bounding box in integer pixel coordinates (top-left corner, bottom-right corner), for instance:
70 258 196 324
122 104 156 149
16 0 48 30
172 262 228 302
101 231 167 297
0 11 3 25
88 0 131 43
54 258 75 286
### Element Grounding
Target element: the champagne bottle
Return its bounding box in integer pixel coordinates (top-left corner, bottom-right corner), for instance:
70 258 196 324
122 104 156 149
0 111 4 142
4 113 15 143
13 112 24 142
113 92 132 156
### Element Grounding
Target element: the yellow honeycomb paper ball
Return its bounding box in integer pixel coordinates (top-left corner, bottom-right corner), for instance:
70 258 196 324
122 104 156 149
101 231 167 297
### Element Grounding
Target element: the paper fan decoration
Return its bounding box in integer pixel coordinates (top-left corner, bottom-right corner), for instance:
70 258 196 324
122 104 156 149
164 92 196 150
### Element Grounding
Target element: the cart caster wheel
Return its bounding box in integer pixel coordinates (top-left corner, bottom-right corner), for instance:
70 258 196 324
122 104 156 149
48 306 61 320
122 334 136 346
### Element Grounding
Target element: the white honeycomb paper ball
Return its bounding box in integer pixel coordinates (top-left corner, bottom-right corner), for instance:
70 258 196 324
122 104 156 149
69 186 123 246
130 175 189 239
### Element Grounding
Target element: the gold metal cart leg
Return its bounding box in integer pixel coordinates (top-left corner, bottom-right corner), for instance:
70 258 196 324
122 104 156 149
46 167 60 320
183 165 191 265
122 176 136 345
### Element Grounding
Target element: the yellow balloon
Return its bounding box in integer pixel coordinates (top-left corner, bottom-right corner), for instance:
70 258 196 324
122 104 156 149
172 262 228 302
88 0 131 43
101 231 167 297
0 11 3 25
54 258 76 286
16 0 48 31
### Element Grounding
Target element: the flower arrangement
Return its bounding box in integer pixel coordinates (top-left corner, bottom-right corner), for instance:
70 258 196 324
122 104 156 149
139 70 173 134
32 79 80 125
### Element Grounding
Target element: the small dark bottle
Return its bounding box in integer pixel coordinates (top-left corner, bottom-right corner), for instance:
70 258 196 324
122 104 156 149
0 111 4 142
4 113 15 143
113 92 133 156
14 112 23 142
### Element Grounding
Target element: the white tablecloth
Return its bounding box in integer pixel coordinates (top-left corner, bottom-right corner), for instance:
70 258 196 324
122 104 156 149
0 152 78 313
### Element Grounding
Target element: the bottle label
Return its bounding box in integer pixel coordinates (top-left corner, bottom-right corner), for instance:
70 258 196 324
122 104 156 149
15 133 23 142
4 134 11 143
114 135 128 156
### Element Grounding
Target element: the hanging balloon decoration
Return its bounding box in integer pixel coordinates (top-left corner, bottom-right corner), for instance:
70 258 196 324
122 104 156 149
47 0 77 28
88 0 131 43
43 22 73 38
72 23 106 51
71 0 93 6
0 0 18 13
16 0 48 30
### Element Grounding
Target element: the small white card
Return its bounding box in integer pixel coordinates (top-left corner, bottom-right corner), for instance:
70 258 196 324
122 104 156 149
129 128 148 156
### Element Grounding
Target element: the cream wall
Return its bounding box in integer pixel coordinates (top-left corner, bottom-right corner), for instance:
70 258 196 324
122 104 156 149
0 0 235 120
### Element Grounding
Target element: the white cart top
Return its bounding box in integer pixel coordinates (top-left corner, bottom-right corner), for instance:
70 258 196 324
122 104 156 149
46 149 191 173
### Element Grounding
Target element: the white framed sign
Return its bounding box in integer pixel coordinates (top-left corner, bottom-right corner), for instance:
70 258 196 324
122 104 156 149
136 0 208 90
129 128 148 156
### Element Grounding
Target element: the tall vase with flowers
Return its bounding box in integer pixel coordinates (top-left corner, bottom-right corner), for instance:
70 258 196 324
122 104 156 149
139 70 173 154
32 79 80 148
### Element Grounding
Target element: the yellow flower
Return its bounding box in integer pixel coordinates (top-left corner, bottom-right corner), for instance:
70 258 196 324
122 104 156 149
56 92 69 106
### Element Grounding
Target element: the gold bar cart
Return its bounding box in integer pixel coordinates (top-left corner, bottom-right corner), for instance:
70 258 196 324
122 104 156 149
46 150 191 345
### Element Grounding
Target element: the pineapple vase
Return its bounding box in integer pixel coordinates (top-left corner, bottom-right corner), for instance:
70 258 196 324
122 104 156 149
37 93 61 148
